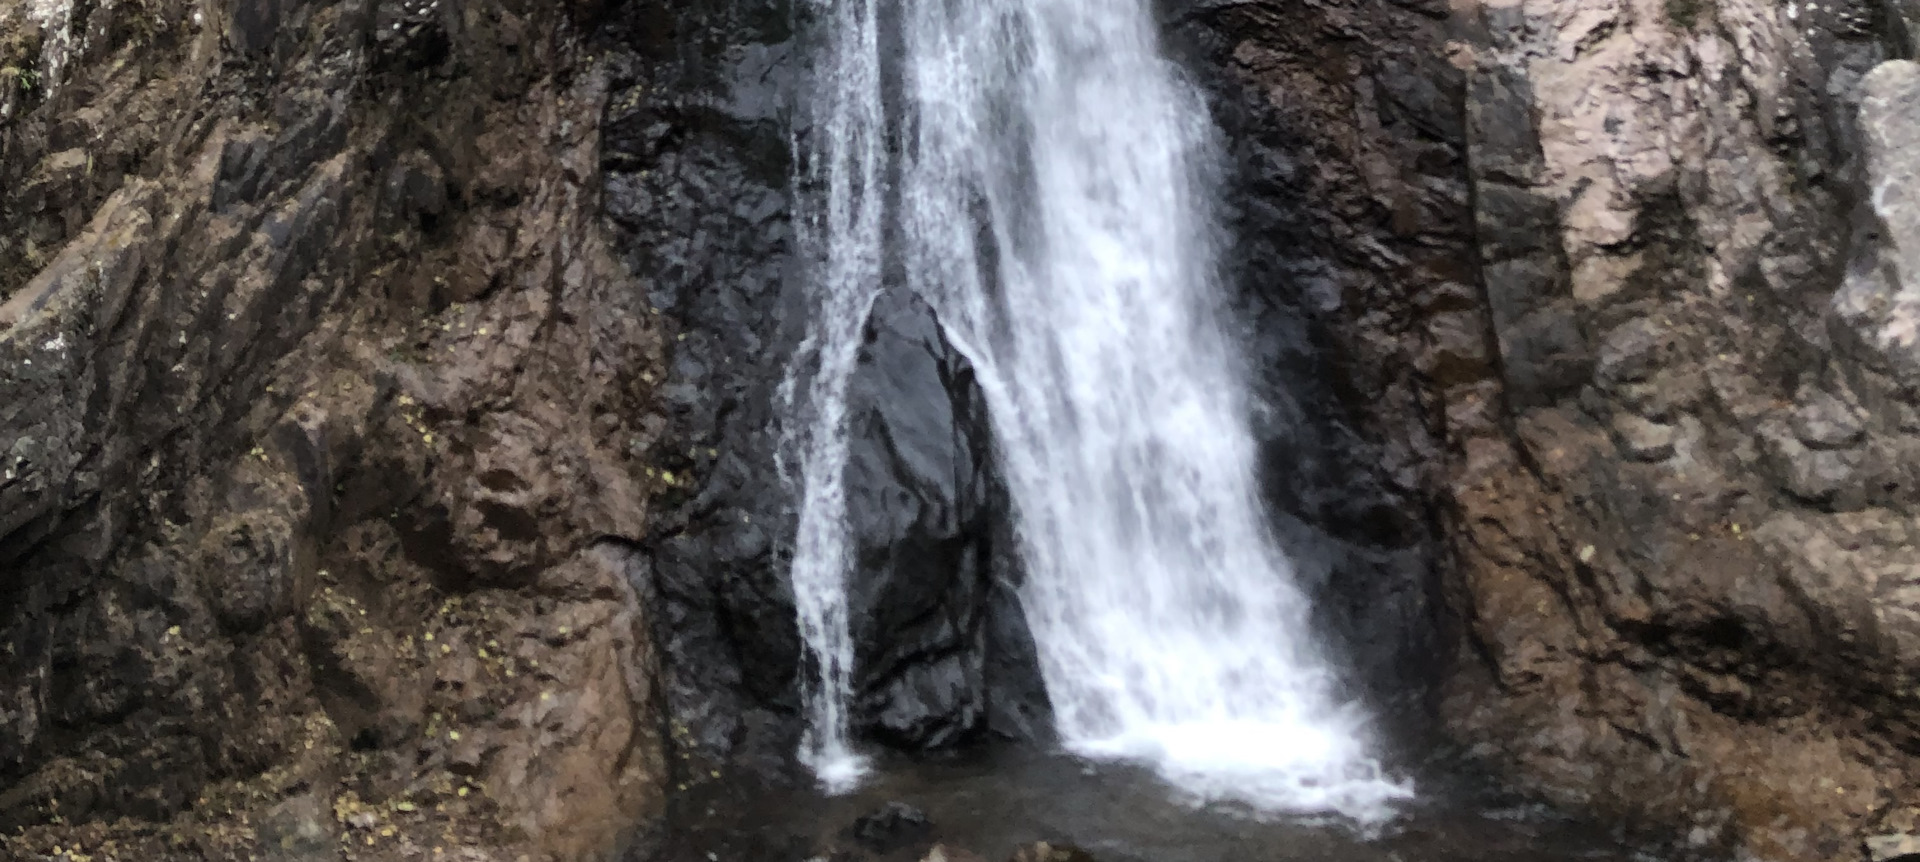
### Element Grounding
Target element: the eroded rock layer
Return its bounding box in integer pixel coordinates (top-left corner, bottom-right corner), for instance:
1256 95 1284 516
1179 0 1920 857
1445 4 1920 860
600 0 1052 779
1 0 667 858
1181 0 1920 856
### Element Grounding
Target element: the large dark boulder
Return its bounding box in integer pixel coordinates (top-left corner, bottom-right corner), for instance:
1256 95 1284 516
844 288 1049 749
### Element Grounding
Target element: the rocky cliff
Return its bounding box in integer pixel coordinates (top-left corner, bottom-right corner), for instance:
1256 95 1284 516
1445 2 1920 859
1174 0 1920 857
6 0 1920 860
0 0 668 858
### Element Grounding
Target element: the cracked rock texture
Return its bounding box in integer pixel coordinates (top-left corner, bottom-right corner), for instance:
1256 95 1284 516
1178 0 1920 856
596 0 1055 790
1434 0 1920 859
1436 0 1920 852
0 0 666 859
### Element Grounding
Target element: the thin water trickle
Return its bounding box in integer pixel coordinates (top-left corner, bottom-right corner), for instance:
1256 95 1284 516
783 0 886 789
788 0 1412 821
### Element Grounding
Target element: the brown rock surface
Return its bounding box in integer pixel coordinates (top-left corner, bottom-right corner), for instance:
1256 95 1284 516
1433 1 1920 858
0 0 666 859
1179 0 1920 857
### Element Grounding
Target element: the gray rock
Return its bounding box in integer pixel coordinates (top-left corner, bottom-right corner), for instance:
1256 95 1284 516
200 507 304 634
843 289 1049 749
255 792 335 861
848 801 933 854
1867 833 1920 862
1466 66 1546 186
1861 62 1920 300
1494 305 1592 408
1844 61 1920 380
1768 428 1866 508
1793 390 1867 450
1476 184 1561 263
1595 318 1673 387
1792 448 1861 504
1483 257 1563 329
1612 413 1677 462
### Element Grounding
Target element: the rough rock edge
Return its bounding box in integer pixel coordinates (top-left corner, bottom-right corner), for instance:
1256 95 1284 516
0 0 667 860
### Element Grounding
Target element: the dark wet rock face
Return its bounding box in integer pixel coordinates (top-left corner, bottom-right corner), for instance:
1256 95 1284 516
844 290 997 749
601 0 1048 783
597 0 805 775
845 290 1051 750
1165 0 1460 724
599 0 807 781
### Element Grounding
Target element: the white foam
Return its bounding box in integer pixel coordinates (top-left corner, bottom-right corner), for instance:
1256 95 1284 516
1072 719 1413 824
806 744 871 795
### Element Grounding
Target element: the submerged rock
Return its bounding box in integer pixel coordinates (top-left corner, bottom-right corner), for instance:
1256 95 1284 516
848 801 935 854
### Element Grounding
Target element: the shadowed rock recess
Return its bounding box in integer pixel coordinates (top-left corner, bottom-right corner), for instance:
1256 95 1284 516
5 0 1920 859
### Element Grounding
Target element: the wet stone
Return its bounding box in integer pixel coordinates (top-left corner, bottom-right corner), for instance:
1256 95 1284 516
849 801 935 854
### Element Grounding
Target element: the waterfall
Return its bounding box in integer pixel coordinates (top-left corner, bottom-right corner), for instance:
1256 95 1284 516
788 0 1413 821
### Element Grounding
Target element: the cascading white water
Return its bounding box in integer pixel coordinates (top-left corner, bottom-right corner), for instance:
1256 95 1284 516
781 0 885 791
790 0 1413 821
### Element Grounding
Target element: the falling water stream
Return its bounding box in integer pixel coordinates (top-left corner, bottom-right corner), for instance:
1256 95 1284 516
781 0 885 791
786 0 1412 822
